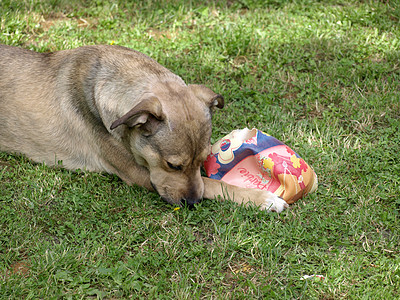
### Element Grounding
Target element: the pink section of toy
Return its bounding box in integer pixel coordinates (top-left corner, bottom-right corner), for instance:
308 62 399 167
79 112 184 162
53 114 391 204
220 145 283 192
218 143 317 204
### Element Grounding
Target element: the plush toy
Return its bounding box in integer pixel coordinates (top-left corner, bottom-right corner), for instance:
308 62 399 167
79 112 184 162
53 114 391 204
204 128 318 204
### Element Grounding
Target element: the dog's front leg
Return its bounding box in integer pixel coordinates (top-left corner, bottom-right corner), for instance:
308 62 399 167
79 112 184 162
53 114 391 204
202 177 288 212
99 136 154 191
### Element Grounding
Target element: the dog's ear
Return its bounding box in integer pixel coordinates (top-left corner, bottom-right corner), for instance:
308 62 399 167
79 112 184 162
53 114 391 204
110 97 165 135
189 84 224 109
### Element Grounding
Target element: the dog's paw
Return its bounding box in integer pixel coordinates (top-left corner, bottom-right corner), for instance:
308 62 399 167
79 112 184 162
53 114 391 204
259 191 288 213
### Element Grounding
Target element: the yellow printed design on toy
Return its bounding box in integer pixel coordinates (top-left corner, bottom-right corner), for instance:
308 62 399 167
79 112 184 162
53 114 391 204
204 128 318 204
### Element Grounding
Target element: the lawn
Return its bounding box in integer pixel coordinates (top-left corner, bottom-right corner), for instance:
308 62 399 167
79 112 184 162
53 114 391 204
1 0 400 298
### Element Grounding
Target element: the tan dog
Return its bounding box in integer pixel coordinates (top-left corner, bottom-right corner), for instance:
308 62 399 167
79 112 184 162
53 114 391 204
0 44 288 212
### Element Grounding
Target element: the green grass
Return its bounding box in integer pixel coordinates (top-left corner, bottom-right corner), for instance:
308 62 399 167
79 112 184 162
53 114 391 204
1 0 400 298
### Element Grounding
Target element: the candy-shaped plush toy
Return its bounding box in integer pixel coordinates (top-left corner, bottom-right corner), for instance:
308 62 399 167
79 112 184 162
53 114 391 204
204 128 318 204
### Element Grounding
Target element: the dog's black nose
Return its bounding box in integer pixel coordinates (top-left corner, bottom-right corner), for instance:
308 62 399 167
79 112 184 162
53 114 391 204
181 198 202 209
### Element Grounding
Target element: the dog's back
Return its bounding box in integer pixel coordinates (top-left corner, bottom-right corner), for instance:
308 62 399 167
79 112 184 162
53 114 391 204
0 45 109 170
0 45 58 158
0 45 184 170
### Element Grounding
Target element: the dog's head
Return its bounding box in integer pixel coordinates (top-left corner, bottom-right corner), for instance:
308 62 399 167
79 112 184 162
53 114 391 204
109 83 223 207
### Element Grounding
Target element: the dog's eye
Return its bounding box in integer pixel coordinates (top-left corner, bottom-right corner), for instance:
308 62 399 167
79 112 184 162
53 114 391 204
167 162 183 171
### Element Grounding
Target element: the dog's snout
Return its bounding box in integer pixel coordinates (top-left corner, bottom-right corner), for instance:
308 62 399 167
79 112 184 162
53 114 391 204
181 197 202 209
152 174 204 208
181 182 204 208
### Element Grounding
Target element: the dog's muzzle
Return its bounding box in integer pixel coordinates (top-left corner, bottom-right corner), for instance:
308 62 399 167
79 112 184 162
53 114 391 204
181 197 202 209
151 181 202 208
